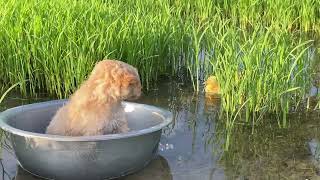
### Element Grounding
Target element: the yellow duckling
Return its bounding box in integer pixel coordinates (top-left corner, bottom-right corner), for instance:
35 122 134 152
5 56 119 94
204 75 220 94
204 75 221 112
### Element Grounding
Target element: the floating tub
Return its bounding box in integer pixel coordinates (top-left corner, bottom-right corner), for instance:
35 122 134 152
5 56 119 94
0 100 172 180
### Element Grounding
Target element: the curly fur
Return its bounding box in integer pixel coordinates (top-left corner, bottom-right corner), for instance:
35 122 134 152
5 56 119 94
46 60 142 136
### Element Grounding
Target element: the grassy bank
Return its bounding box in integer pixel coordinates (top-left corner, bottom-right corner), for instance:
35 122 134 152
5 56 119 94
0 0 319 139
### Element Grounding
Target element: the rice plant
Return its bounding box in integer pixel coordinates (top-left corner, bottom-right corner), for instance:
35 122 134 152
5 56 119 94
0 0 318 96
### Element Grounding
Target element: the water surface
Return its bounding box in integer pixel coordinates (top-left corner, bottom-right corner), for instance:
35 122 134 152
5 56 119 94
1 82 319 180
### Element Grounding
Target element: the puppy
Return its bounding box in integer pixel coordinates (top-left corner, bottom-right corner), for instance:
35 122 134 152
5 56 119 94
46 60 142 136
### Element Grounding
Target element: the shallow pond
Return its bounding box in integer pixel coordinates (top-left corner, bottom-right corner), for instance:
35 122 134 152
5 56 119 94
1 82 320 180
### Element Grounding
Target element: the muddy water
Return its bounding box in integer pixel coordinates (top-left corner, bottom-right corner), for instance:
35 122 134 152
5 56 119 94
1 82 320 180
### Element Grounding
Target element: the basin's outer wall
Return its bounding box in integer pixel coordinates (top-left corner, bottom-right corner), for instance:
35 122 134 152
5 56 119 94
10 131 161 180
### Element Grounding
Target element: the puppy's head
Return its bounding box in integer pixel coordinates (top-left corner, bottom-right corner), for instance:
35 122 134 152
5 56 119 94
119 68 142 100
89 60 142 101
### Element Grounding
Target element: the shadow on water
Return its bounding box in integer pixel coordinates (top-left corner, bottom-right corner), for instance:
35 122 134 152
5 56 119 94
1 81 320 179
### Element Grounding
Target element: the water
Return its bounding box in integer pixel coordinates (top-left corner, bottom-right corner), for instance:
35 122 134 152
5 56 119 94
0 82 320 180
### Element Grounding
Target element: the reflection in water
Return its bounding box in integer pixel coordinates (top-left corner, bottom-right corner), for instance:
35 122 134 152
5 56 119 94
1 82 320 179
218 111 320 179
121 155 172 180
137 85 225 179
13 155 172 180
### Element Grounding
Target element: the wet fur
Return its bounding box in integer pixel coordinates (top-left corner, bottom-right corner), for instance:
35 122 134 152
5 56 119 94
46 60 141 136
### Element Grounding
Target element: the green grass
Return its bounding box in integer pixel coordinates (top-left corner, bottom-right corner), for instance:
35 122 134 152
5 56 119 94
204 25 318 148
0 0 319 150
0 0 319 95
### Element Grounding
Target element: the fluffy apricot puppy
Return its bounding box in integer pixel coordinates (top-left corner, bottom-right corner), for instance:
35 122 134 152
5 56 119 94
46 60 142 136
